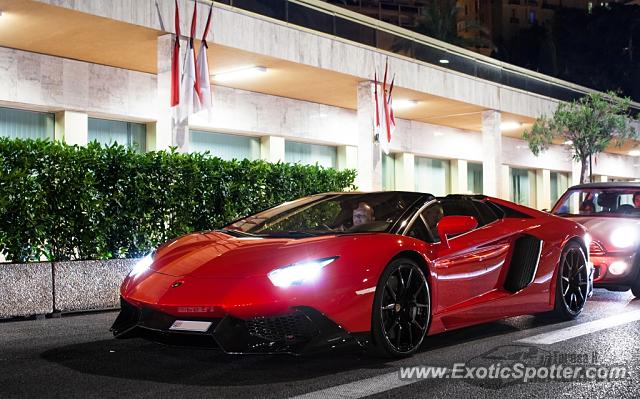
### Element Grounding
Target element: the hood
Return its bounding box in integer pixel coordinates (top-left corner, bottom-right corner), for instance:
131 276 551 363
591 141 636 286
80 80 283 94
150 231 345 278
566 216 640 251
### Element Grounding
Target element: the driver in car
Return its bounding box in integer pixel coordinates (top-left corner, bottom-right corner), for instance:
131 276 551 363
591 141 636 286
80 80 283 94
352 202 374 226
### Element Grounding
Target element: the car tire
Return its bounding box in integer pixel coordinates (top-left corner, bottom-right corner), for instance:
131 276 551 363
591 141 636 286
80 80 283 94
370 257 431 358
552 241 589 320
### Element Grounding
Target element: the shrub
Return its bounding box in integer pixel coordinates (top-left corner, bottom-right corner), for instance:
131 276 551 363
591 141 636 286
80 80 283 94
0 138 357 262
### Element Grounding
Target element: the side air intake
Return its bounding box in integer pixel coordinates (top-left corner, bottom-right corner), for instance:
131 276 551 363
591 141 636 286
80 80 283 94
504 235 543 293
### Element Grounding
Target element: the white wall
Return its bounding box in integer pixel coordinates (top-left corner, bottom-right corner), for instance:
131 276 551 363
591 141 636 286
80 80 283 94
189 86 357 146
0 46 156 121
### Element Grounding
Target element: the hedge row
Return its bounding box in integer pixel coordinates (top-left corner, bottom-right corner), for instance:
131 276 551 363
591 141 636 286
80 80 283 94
0 138 357 262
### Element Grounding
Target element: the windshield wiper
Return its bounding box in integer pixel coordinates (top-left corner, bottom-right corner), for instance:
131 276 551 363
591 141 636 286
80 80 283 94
218 229 262 237
262 231 318 238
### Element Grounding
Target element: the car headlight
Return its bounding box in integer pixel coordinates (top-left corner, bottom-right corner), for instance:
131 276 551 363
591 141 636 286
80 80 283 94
610 227 638 249
268 257 338 288
129 252 155 278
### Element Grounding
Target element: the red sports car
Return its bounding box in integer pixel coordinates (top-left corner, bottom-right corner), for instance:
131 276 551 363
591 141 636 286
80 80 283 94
112 192 593 357
551 182 640 297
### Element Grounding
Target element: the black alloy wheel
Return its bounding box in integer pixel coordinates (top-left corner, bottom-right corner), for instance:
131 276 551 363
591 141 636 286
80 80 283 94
371 258 431 357
553 242 589 319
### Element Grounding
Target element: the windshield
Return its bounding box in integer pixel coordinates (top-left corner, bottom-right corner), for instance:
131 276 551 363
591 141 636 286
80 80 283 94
225 192 423 237
551 188 640 218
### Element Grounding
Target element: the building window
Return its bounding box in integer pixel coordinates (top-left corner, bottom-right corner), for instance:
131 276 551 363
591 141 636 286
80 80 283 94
382 153 395 191
510 167 536 207
285 140 337 168
550 172 569 206
190 130 260 160
467 162 483 194
0 107 54 140
88 118 146 151
415 157 450 196
510 8 519 23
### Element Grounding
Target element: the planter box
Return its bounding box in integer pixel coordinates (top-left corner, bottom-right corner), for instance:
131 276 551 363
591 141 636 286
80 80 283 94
53 259 139 313
0 262 53 318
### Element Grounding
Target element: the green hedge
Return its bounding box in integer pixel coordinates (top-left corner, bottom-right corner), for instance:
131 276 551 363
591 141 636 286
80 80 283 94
0 138 357 262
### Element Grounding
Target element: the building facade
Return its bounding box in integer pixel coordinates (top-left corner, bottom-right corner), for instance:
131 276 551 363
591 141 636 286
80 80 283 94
0 0 638 213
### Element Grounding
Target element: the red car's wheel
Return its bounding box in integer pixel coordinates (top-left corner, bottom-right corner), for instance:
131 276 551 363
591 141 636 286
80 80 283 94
553 242 589 319
371 258 431 358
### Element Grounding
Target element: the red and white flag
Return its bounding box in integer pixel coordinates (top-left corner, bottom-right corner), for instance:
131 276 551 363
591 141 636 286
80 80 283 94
387 75 396 140
380 61 392 154
170 0 181 108
194 4 213 114
178 4 201 122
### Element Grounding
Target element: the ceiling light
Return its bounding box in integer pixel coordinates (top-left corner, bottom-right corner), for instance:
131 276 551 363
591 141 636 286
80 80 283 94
439 59 450 64
433 131 444 137
564 140 573 145
629 150 640 156
392 99 418 110
212 66 267 82
500 121 523 131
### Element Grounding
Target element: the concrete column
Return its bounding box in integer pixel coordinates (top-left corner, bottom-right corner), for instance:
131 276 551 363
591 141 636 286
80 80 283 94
501 165 511 201
394 152 415 191
356 81 382 191
535 169 551 210
570 160 582 187
450 159 468 194
481 110 503 198
155 34 188 152
337 145 358 171
54 111 88 146
260 136 285 162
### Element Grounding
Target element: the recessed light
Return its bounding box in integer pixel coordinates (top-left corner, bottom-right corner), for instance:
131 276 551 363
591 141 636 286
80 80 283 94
393 99 418 109
629 150 640 156
438 59 450 64
500 121 523 131
211 66 267 82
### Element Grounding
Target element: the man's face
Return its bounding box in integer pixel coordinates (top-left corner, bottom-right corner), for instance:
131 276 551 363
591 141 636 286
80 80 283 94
353 205 373 226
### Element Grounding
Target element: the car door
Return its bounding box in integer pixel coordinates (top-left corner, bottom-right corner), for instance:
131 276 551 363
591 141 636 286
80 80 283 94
427 199 511 315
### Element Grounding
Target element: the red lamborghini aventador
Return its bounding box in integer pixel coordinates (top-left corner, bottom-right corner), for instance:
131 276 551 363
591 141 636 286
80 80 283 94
112 192 593 357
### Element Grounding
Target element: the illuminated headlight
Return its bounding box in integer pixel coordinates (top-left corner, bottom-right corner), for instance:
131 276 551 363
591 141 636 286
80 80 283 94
610 227 638 249
129 253 154 278
609 261 628 276
268 257 338 288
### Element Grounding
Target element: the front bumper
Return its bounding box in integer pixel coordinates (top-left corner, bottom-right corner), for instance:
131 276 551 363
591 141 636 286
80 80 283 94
592 251 639 288
111 298 367 355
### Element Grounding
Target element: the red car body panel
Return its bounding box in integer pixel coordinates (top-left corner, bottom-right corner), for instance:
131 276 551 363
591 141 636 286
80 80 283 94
114 193 590 353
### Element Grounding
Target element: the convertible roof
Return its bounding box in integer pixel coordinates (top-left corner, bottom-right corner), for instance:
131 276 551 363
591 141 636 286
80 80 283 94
568 182 640 190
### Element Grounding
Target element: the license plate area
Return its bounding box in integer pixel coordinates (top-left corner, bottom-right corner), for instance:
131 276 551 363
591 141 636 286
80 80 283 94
169 320 212 332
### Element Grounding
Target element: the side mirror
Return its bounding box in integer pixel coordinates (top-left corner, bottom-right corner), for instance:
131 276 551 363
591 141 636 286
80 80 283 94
437 216 478 248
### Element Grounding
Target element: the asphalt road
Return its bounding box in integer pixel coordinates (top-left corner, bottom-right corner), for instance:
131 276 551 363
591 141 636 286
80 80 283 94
1 289 639 399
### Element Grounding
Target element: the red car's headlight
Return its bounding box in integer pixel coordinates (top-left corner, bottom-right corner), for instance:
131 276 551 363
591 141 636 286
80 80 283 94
268 257 338 288
129 252 155 278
